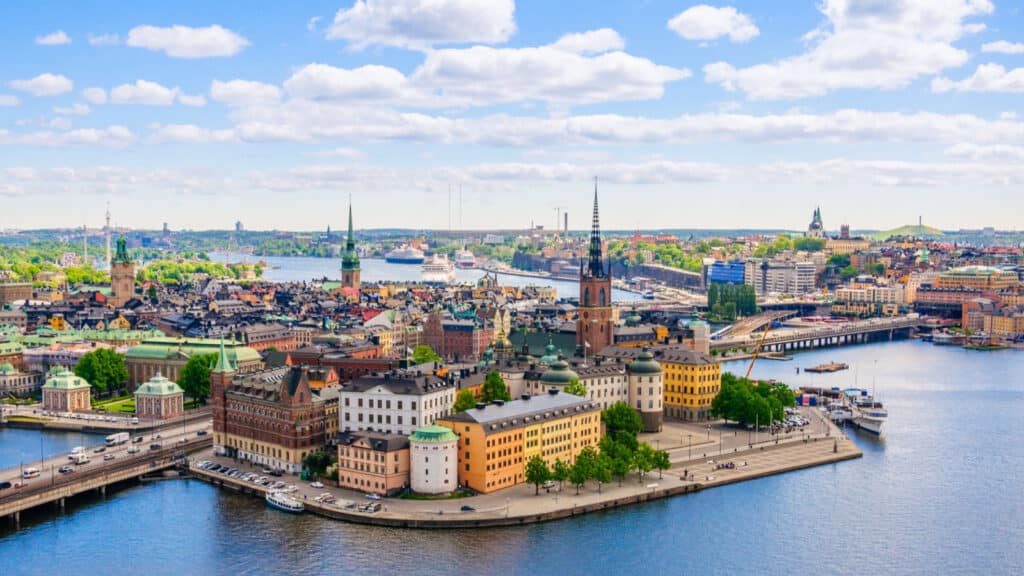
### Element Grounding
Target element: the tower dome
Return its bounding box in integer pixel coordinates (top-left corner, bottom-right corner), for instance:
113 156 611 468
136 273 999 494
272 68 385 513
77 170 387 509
540 359 578 385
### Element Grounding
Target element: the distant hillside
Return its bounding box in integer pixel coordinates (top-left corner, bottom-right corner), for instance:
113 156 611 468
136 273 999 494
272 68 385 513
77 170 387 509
869 225 945 241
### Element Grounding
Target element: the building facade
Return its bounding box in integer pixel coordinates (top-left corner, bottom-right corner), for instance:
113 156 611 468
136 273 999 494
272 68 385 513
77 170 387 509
336 430 409 496
134 373 185 420
125 337 262 387
339 370 456 436
0 362 43 398
409 425 459 495
437 392 602 494
41 367 91 412
577 189 614 354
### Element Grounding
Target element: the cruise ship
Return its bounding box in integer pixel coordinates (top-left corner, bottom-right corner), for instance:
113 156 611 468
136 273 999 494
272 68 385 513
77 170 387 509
422 253 456 284
454 249 477 269
385 245 426 264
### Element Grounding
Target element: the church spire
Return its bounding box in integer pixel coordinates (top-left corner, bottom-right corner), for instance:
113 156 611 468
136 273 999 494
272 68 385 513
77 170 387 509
586 179 605 278
213 336 234 374
342 197 360 272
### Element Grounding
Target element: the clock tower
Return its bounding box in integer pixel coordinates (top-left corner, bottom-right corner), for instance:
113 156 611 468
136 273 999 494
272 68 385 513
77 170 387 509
576 186 614 354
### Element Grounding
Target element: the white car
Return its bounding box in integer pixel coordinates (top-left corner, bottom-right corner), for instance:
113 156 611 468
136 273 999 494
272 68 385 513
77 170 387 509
310 481 324 489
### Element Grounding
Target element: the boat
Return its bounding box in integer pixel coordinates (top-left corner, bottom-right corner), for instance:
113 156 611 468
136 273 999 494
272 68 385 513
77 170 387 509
265 490 304 514
805 362 849 373
454 249 477 269
422 253 456 284
385 245 425 264
843 388 887 436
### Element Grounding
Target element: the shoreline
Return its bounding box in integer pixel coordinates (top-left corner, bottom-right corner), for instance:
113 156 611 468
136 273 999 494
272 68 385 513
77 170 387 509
190 431 861 529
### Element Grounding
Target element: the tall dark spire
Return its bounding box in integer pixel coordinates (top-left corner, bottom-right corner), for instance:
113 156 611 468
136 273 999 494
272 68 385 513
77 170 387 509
346 201 355 249
586 180 606 278
342 197 360 271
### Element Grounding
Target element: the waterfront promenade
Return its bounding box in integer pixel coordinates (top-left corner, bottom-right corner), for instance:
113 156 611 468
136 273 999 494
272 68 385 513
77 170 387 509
191 406 860 529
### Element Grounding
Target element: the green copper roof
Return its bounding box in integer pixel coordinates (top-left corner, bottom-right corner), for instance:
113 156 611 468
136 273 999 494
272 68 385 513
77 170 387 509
212 336 234 374
125 337 260 364
0 361 15 374
112 235 131 264
628 348 662 375
135 373 184 396
410 425 458 443
539 336 559 365
342 201 360 271
540 359 578 385
42 367 91 390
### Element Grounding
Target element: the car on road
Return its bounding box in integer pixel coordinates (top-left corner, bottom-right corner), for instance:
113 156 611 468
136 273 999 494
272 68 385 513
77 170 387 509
149 443 161 451
460 505 476 512
103 454 116 461
93 446 106 453
127 446 140 454
310 481 324 489
364 493 381 500
133 436 144 443
59 465 74 474
0 481 11 490
196 430 208 436
542 480 557 490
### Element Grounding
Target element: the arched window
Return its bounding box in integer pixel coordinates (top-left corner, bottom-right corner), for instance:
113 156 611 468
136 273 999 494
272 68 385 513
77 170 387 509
599 288 606 306
584 287 591 306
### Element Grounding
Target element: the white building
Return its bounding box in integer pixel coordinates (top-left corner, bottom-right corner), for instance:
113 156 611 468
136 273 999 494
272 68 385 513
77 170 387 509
525 359 628 411
745 259 817 296
339 370 456 436
409 425 459 495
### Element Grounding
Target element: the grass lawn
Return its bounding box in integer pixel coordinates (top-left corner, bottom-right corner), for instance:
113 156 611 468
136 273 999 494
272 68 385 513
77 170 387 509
94 397 136 413
6 416 48 423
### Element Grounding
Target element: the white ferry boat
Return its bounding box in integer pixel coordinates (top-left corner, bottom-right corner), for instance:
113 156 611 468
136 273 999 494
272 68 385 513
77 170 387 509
454 249 476 269
265 490 304 514
384 245 425 264
422 253 456 284
844 388 888 437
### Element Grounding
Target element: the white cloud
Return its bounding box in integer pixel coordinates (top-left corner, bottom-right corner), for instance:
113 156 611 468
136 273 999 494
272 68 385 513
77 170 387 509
327 0 516 50
982 40 1024 54
8 73 73 96
211 79 282 107
461 160 728 184
109 80 177 105
667 5 759 43
53 103 90 115
0 95 19 106
87 33 120 46
0 125 134 147
933 63 1024 93
177 92 207 107
35 30 71 45
284 64 408 100
763 158 1024 188
82 87 107 104
307 16 321 32
308 147 367 159
126 24 250 58
945 142 1024 161
705 0 992 100
549 29 624 55
149 124 236 143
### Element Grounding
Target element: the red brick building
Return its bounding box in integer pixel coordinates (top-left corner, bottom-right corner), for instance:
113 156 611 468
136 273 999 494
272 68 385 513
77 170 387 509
422 311 493 362
235 322 298 352
577 190 615 354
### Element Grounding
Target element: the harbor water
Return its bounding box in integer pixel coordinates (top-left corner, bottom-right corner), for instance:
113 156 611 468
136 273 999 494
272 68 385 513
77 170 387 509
2 340 1022 575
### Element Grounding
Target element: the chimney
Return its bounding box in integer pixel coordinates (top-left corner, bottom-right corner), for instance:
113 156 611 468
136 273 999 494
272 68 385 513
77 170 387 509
521 394 530 401
548 388 558 395
493 399 505 406
475 402 486 410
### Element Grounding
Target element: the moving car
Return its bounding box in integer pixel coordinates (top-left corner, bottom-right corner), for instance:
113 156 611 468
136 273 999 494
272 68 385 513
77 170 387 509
59 465 74 474
310 481 324 489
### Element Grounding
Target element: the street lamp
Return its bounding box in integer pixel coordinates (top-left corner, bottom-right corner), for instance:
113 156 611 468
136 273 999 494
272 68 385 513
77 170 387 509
688 434 692 460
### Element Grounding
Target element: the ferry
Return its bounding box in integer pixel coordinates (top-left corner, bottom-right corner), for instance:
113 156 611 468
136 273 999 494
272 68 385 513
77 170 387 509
454 249 477 269
844 388 888 437
422 253 456 284
384 245 426 264
265 490 304 514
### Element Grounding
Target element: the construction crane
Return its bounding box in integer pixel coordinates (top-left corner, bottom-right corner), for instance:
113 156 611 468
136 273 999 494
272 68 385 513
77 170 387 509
745 323 772 379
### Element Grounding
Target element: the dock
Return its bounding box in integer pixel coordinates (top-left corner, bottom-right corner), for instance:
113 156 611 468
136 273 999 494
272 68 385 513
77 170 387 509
805 362 849 373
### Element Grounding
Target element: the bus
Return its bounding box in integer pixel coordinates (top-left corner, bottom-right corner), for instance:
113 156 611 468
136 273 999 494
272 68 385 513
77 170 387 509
22 467 40 479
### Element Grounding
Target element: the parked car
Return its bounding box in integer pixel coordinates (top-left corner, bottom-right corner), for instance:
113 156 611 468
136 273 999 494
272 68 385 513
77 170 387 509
364 493 381 500
310 481 324 489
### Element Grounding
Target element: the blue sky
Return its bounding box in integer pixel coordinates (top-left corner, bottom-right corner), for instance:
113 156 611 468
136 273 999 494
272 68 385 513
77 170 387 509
1 0 1023 232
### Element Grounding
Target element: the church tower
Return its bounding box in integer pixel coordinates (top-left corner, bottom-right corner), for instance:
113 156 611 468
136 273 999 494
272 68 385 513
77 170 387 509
109 236 135 307
341 200 361 289
210 337 236 457
577 185 614 354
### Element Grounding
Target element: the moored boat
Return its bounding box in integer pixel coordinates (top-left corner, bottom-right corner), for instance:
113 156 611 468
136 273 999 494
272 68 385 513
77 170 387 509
266 490 304 514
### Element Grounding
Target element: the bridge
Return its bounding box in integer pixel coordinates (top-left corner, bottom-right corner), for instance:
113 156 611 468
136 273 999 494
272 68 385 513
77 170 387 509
714 310 801 340
1 424 211 527
710 316 928 353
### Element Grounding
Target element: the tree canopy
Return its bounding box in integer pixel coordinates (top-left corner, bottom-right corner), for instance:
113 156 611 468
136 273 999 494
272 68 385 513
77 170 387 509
525 455 552 495
179 353 217 404
74 348 128 394
452 389 477 413
710 373 795 426
564 377 586 397
601 402 643 441
481 371 512 403
411 344 441 365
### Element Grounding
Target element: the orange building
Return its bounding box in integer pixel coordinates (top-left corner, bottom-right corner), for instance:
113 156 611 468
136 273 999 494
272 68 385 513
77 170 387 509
336 431 410 496
437 392 601 494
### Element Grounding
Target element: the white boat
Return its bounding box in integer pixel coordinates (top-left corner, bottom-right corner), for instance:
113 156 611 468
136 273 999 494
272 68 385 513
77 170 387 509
843 388 887 436
385 245 425 264
265 490 304 514
422 253 456 284
455 249 476 269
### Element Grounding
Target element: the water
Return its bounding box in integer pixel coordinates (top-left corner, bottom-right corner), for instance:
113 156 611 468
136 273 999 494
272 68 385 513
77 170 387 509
0 428 105 471
211 253 641 301
3 341 1022 575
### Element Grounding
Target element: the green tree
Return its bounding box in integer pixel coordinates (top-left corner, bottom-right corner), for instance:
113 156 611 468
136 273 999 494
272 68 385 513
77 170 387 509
481 371 512 403
601 402 642 441
840 265 860 280
569 446 597 495
303 450 333 475
592 452 613 493
453 389 477 413
411 344 441 365
74 348 128 395
146 284 158 302
179 353 217 405
633 443 656 482
564 377 586 397
707 282 719 310
525 455 552 495
873 263 886 276
552 458 571 490
653 449 671 479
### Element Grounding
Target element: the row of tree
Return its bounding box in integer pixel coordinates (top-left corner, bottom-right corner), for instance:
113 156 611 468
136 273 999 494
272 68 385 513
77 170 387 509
525 402 671 495
707 282 758 321
709 373 796 426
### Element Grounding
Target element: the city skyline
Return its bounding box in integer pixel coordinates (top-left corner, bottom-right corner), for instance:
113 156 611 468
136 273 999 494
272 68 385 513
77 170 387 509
2 1 1024 230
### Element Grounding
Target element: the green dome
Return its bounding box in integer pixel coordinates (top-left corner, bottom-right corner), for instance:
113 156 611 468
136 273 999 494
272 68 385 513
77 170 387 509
135 373 183 396
539 337 559 365
0 361 15 374
628 349 662 375
540 359 578 385
410 425 458 444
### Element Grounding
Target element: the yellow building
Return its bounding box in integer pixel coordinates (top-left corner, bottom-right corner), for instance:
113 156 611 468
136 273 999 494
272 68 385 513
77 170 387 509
659 349 721 421
826 237 872 256
935 266 1019 291
437 392 601 494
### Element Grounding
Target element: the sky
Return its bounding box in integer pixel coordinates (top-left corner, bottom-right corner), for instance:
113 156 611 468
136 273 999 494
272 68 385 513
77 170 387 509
1 0 1023 233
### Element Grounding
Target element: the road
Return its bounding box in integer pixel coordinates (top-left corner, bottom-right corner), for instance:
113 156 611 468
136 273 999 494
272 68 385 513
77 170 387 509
1 418 212 490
